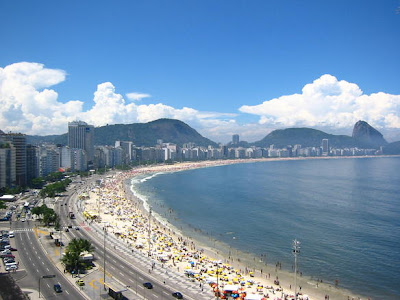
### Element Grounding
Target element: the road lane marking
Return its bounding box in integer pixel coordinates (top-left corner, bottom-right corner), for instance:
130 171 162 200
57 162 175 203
89 279 99 289
119 272 124 277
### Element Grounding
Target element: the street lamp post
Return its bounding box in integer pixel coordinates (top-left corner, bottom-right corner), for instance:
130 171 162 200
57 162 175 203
39 274 55 298
292 239 301 300
216 262 220 299
148 207 152 258
103 225 108 291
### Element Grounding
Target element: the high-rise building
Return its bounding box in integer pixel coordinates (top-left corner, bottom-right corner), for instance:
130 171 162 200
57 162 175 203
0 132 27 186
38 145 60 177
26 144 38 184
68 121 94 167
232 134 239 145
321 139 329 156
0 142 16 188
115 141 133 164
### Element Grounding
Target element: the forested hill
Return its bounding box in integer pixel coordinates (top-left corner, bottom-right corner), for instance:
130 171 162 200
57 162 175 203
253 128 356 148
26 119 218 147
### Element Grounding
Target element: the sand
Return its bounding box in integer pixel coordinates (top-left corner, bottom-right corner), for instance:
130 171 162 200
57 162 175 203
81 158 372 300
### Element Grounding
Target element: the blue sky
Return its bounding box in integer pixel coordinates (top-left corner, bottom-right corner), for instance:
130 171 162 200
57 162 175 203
1 0 400 143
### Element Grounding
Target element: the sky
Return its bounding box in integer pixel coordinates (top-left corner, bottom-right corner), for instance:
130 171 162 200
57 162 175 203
1 0 400 143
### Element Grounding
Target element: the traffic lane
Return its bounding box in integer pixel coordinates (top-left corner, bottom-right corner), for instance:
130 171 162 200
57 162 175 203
70 224 194 300
14 226 85 299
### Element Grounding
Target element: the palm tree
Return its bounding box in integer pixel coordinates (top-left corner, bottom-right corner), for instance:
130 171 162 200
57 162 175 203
62 238 94 273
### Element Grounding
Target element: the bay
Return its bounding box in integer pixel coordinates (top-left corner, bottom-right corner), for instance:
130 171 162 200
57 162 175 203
131 157 400 299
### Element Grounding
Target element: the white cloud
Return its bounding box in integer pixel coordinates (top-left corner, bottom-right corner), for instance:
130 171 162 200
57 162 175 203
0 62 239 141
239 74 400 131
0 62 82 135
1 63 399 143
126 92 151 101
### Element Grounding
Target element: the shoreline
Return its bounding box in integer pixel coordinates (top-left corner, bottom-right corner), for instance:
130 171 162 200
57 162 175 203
83 156 395 299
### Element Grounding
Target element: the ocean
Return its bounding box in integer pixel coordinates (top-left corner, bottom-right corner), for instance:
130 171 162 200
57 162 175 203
130 157 400 299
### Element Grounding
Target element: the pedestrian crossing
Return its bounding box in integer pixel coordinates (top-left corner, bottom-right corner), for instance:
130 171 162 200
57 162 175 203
7 228 32 232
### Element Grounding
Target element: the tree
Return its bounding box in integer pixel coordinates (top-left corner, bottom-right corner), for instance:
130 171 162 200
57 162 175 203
61 238 94 273
0 200 6 209
31 204 58 226
30 177 45 189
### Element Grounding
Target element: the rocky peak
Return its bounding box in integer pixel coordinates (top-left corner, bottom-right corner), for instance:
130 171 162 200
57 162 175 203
352 120 387 148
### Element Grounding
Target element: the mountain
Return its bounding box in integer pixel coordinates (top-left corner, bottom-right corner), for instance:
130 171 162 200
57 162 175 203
253 128 355 148
383 141 400 155
352 120 387 148
26 119 218 147
24 119 394 150
253 121 388 149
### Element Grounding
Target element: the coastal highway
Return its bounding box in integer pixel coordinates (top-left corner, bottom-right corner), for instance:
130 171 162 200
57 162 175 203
12 218 85 300
59 178 208 300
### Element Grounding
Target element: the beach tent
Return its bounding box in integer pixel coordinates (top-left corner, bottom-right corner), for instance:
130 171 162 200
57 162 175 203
244 294 264 300
223 285 239 292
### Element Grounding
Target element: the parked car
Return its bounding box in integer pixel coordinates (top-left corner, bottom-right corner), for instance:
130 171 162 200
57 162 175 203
76 279 85 286
172 292 183 299
143 282 153 289
53 284 62 293
8 231 14 238
5 264 18 271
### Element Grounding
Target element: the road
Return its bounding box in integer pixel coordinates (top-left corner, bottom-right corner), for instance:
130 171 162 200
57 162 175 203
12 218 85 300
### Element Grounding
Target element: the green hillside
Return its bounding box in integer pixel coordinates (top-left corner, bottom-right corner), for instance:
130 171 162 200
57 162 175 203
253 128 356 148
26 119 217 147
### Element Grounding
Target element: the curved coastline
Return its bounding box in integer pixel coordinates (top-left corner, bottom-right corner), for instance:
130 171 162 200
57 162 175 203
88 156 398 300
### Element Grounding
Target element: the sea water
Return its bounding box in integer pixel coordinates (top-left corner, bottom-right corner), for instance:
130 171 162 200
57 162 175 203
130 157 400 299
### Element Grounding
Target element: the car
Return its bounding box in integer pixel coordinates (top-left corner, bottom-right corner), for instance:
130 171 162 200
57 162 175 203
68 225 72 228
143 282 153 289
65 228 69 232
0 254 15 259
76 279 85 286
21 218 26 222
53 284 62 293
75 226 80 230
172 292 183 299
8 231 14 238
5 264 18 271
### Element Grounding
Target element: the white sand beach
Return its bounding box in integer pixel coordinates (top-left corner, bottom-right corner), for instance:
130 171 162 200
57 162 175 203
80 158 370 300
